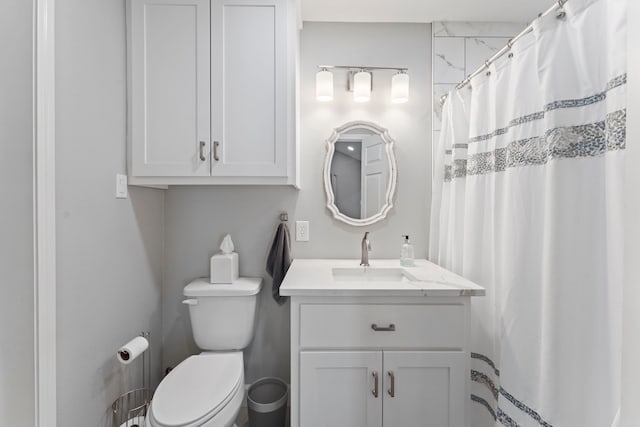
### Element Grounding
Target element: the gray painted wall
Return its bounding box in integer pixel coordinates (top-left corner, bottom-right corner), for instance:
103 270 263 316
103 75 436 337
55 0 165 425
162 22 432 383
0 1 35 425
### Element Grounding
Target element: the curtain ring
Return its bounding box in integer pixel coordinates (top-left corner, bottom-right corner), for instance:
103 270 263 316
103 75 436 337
556 0 567 19
484 61 491 77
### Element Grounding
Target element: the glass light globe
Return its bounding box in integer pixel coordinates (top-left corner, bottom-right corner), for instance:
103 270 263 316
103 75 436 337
391 72 409 103
316 69 334 102
353 71 371 103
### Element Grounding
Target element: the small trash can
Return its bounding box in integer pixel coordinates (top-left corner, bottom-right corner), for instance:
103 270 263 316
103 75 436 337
247 377 288 427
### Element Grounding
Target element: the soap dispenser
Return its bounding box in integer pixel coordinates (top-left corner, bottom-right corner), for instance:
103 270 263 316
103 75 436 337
400 235 415 267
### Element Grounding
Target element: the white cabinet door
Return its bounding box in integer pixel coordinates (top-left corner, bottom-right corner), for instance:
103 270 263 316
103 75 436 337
300 351 383 427
128 0 211 177
210 0 288 177
383 351 466 427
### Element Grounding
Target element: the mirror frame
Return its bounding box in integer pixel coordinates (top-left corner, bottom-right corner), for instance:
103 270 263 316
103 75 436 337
323 121 398 227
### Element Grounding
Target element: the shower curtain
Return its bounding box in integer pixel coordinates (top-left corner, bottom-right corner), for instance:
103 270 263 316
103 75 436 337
429 0 626 426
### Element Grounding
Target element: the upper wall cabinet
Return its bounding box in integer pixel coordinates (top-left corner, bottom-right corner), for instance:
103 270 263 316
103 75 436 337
127 0 298 187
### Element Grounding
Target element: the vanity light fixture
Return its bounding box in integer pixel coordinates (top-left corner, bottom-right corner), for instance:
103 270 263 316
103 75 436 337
315 65 409 103
315 67 334 102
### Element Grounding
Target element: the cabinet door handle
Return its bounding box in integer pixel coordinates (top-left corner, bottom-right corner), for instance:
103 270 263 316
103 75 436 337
388 371 395 397
199 141 206 161
371 323 395 332
213 141 220 162
371 371 379 398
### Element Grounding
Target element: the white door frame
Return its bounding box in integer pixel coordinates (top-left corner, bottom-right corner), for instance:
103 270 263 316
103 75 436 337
34 0 57 425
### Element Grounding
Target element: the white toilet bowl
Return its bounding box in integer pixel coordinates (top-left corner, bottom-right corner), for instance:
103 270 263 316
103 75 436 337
146 352 244 427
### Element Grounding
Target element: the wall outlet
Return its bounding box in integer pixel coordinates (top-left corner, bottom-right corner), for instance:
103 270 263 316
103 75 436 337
295 221 309 242
116 174 128 199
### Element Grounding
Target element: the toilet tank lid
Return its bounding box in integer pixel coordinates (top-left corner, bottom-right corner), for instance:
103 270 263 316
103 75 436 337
183 277 263 297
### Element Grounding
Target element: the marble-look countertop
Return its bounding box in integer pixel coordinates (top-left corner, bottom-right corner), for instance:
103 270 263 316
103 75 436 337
279 259 485 297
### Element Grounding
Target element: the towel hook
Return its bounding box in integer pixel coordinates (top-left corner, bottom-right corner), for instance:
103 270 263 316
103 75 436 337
280 212 288 222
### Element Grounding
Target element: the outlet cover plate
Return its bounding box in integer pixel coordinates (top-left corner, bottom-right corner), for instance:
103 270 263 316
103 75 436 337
295 221 309 242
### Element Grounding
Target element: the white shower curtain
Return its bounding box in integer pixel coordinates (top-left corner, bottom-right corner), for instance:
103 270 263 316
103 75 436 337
429 0 626 426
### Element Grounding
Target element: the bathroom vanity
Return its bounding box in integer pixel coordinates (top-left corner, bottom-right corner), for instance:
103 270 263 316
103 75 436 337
280 259 485 427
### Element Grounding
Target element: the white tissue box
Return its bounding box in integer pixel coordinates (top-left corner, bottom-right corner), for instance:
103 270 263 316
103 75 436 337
210 252 239 284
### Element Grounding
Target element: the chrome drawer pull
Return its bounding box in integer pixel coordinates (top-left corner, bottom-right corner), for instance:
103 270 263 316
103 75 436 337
388 371 395 397
371 323 395 332
372 371 379 398
199 141 206 161
213 141 220 161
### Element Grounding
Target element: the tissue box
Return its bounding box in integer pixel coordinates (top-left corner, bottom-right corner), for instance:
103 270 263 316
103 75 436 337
210 252 239 284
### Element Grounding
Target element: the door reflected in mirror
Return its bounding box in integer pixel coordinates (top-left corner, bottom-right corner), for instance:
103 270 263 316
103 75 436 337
324 122 397 226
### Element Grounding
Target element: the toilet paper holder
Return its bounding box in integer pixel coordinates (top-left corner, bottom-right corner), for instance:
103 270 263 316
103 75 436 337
112 332 151 427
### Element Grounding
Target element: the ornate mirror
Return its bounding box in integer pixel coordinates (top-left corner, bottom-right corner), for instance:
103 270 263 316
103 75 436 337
323 121 397 226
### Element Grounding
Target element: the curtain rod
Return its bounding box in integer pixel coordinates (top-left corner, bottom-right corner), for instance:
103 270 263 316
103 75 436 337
454 0 568 91
318 65 408 72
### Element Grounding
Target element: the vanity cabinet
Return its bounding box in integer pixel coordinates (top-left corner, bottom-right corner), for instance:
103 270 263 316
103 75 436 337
127 0 298 186
280 259 485 427
290 298 471 427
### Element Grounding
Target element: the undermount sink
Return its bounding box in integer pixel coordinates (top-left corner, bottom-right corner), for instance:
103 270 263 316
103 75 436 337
332 267 418 282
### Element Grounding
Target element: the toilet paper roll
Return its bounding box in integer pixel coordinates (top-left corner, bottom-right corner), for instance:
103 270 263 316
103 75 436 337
117 336 149 365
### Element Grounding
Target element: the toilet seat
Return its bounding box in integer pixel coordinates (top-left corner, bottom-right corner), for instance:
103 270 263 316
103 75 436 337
148 352 244 427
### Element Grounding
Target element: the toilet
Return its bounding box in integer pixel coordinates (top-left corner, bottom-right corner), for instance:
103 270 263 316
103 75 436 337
146 277 263 427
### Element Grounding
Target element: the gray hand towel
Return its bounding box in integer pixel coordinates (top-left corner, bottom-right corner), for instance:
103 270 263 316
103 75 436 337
266 222 291 305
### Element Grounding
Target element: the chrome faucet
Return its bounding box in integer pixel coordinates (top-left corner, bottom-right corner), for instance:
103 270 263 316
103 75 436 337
360 232 371 267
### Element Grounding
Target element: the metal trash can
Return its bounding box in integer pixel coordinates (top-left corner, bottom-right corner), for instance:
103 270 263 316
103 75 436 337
111 388 150 427
247 377 288 427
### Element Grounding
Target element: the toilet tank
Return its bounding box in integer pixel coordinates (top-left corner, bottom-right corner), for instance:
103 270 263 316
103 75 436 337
183 277 263 351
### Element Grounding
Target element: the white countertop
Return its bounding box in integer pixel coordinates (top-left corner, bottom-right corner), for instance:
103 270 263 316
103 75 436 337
279 259 486 297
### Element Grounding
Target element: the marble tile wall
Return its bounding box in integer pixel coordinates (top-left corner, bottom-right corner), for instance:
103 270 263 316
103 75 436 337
432 22 526 143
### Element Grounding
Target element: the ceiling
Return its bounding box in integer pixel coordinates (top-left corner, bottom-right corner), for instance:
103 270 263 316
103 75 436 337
300 0 557 24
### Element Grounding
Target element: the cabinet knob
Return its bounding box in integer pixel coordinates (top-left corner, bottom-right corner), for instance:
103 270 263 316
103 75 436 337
371 323 396 332
388 371 395 397
199 141 206 161
371 371 379 398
